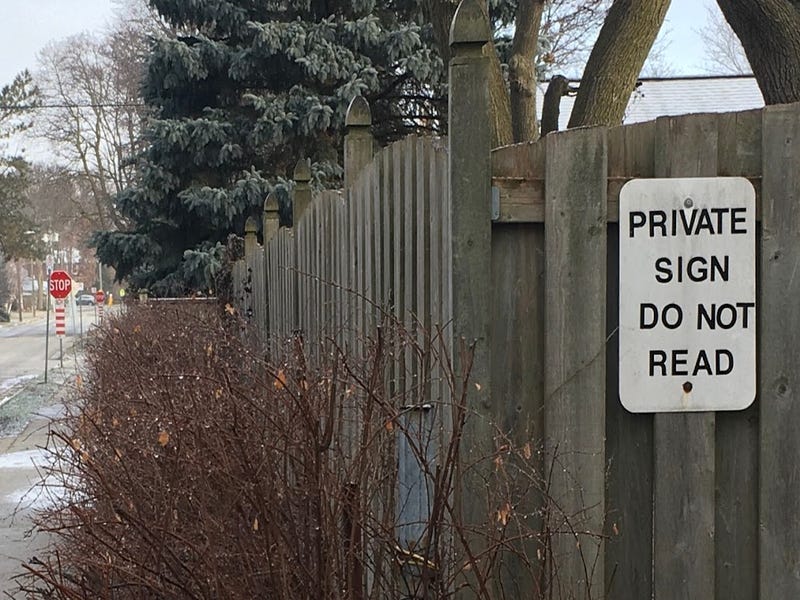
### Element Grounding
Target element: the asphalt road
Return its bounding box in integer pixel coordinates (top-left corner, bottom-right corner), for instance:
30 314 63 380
0 304 100 595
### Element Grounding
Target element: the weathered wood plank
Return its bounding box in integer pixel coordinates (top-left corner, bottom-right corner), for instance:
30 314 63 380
714 108 761 600
489 128 547 599
543 125 607 599
354 166 366 355
492 175 763 224
393 141 407 399
604 120 655 600
759 103 800 599
403 137 418 401
449 10 494 588
652 113 718 600
416 138 432 405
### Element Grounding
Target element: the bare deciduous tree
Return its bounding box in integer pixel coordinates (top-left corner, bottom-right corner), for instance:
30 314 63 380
698 5 751 75
35 31 147 231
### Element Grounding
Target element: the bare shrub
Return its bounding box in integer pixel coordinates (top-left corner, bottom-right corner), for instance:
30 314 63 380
15 303 606 599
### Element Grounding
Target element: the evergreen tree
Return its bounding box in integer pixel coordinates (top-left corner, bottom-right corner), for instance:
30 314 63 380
94 0 448 295
0 71 42 262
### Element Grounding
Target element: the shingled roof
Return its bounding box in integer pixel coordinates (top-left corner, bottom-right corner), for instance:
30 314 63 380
537 75 764 131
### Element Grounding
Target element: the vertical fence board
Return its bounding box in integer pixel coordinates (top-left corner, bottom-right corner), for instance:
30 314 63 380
371 155 383 330
393 142 407 399
416 138 432 354
382 145 394 316
490 141 546 599
355 171 366 356
714 109 761 600
604 120 656 599
428 141 449 492
336 193 345 350
364 164 374 336
759 103 800 599
544 126 607 598
653 113 718 600
404 137 418 402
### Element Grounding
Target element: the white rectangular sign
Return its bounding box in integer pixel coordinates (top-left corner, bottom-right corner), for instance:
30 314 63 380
619 177 756 412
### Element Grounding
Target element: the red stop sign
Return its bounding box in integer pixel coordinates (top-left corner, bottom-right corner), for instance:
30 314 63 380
49 270 72 299
95 290 106 304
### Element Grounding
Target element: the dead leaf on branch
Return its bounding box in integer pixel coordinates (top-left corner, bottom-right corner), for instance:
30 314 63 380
157 431 170 447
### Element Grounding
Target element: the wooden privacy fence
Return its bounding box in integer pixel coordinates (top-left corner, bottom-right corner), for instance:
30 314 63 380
233 1 800 598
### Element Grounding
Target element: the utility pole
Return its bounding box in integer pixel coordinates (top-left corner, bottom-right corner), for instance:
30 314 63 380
15 259 22 322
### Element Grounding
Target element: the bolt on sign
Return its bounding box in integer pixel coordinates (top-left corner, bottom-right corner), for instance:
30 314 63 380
619 177 756 412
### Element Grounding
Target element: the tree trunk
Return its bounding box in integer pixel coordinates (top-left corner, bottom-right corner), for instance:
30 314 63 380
540 75 572 136
485 44 514 147
509 0 546 142
717 0 800 104
568 0 671 128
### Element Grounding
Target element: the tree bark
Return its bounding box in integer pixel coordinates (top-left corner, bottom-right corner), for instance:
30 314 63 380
717 0 800 104
568 0 671 128
540 75 572 136
509 0 546 142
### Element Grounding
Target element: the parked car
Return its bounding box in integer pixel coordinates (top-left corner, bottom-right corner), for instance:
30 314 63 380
75 293 96 306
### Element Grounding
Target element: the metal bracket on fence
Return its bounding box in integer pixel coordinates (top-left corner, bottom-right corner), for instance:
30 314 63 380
491 186 500 221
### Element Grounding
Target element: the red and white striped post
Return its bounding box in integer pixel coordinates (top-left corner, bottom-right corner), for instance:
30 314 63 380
54 302 66 336
95 290 106 323
55 300 66 367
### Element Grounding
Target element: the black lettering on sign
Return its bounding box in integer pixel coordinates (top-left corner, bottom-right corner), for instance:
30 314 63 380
629 211 646 238
647 349 736 376
696 302 756 330
627 207 750 238
672 349 689 376
716 349 734 375
693 350 713 376
654 255 729 283
639 303 683 329
649 350 667 376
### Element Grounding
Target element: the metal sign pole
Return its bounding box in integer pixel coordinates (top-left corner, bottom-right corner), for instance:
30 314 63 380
44 270 51 383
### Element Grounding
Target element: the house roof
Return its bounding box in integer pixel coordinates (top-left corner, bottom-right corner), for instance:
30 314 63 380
537 75 764 131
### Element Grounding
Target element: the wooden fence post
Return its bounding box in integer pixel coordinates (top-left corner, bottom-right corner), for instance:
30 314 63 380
244 216 258 257
343 96 373 359
544 126 607 599
263 192 280 242
652 113 718 600
293 158 312 224
759 103 800 599
344 96 374 191
448 0 492 594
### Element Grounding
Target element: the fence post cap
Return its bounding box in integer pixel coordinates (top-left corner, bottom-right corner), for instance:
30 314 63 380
449 0 490 48
293 158 312 183
345 95 372 128
264 191 279 213
244 216 259 234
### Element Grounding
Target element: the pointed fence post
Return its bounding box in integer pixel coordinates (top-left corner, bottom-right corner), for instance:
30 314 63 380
344 96 374 191
293 159 312 224
343 96 374 359
244 216 258 258
448 1 493 596
263 192 280 242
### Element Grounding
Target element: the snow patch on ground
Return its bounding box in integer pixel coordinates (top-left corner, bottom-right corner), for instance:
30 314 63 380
0 447 79 511
0 375 38 406
0 448 48 470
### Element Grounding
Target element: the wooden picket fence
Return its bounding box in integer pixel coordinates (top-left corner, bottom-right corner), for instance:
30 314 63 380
232 1 800 598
